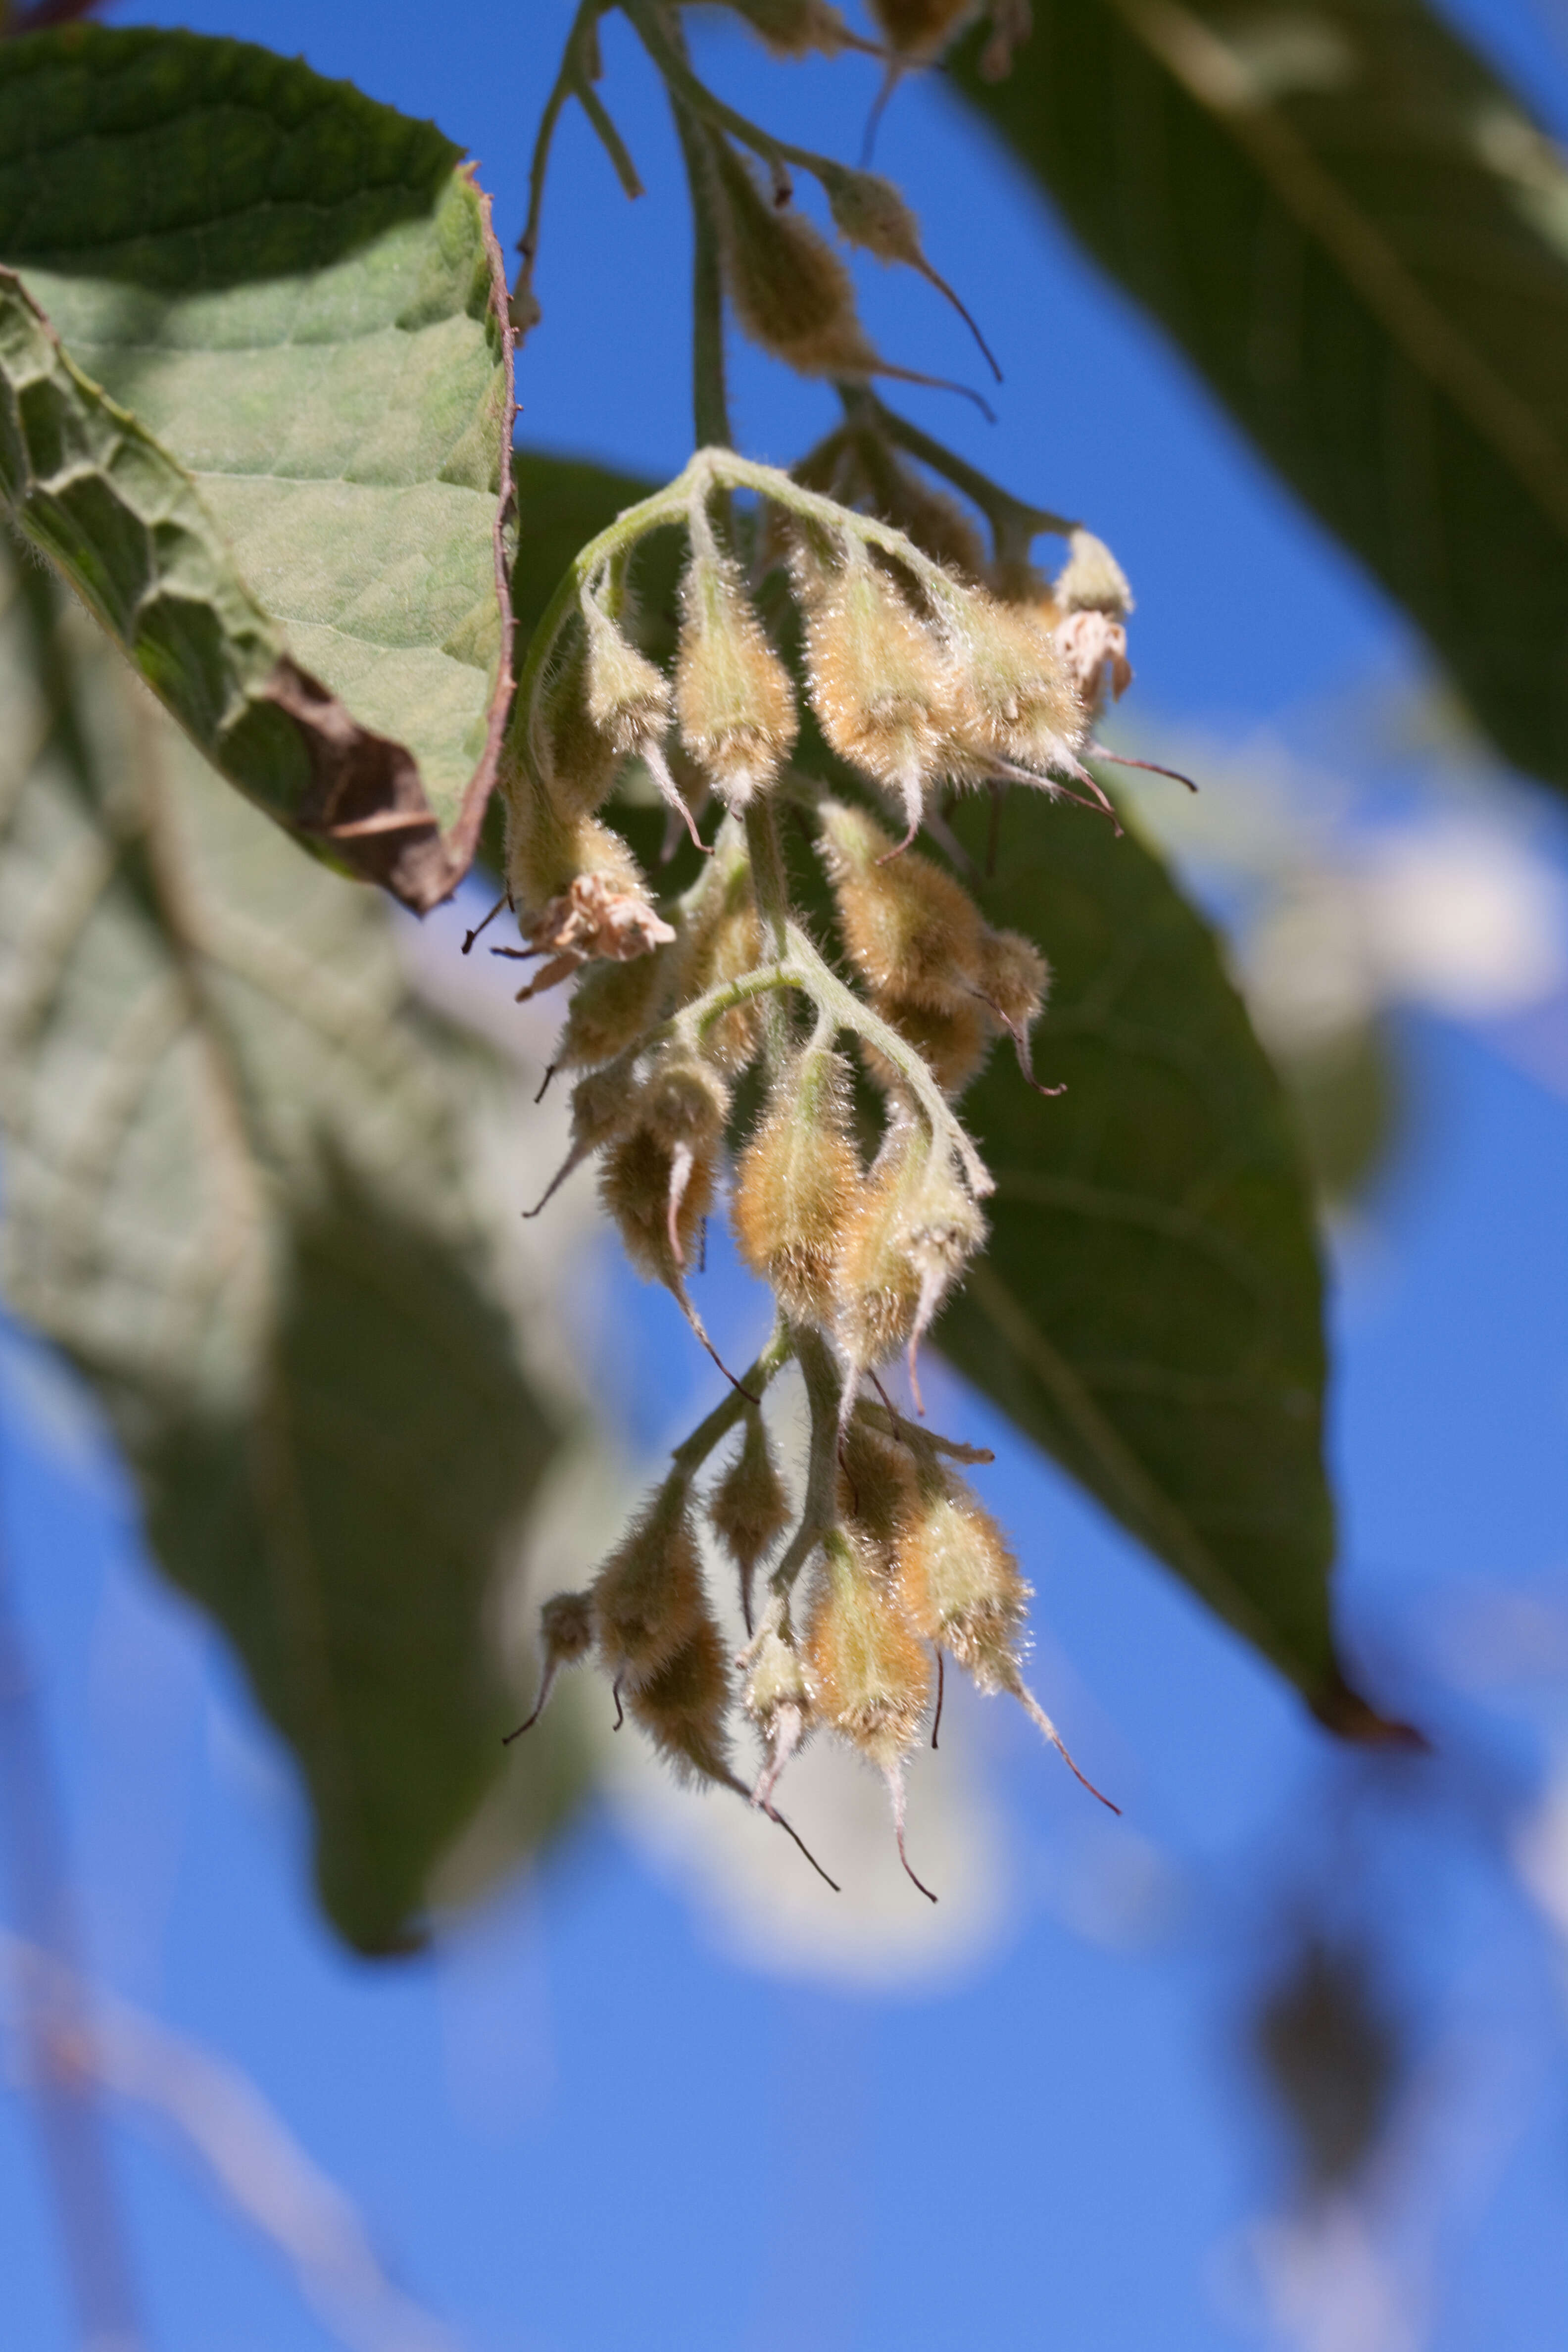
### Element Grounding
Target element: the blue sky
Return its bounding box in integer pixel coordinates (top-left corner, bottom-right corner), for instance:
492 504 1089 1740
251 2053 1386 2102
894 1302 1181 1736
4 4 1568 2348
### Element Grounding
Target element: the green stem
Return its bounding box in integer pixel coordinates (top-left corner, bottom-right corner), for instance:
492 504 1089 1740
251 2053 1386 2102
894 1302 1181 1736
518 0 616 288
783 918 991 1196
671 1321 795 1474
768 1326 844 1600
623 0 849 195
672 100 733 453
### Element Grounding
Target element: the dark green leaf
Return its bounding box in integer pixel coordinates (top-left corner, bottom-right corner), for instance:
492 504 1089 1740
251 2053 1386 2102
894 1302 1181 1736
951 0 1568 791
0 26 515 911
938 786 1386 1731
0 550 578 1952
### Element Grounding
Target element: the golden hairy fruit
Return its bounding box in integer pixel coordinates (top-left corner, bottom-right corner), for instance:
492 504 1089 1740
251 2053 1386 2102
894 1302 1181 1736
672 855 765 1077
534 632 620 820
805 1531 931 1769
799 553 952 843
627 1615 735 1787
593 1481 707 1688
675 543 799 809
835 1417 918 1558
600 1122 717 1284
640 1050 731 1151
818 796 985 1010
732 1045 861 1325
941 588 1084 777
975 927 1047 1031
866 0 978 59
896 1469 1029 1690
582 599 673 756
711 140 879 377
557 948 671 1073
834 1119 985 1373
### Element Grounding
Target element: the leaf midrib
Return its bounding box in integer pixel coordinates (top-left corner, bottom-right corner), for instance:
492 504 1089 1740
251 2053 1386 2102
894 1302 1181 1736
1104 0 1568 536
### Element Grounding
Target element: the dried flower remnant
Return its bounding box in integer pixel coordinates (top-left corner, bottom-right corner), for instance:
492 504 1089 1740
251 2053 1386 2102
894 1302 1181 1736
1052 530 1135 717
514 871 677 1001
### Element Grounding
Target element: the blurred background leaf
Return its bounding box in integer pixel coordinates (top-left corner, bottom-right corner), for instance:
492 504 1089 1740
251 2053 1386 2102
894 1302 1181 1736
951 0 1568 795
0 548 580 1954
937 787 1377 1729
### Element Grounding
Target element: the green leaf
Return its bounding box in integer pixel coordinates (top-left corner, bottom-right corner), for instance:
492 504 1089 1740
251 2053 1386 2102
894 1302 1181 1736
936 786 1387 1730
951 0 1568 792
0 549 578 1953
0 26 516 912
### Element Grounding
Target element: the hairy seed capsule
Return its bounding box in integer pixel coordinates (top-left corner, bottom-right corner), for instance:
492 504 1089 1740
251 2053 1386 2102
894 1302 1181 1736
806 1529 931 1769
711 138 880 377
939 586 1084 778
556 948 671 1073
582 598 673 755
818 797 985 1010
732 1044 861 1324
826 170 924 267
600 1123 717 1285
799 551 952 844
626 1615 735 1787
975 927 1047 1031
502 774 645 922
709 1413 792 1598
640 1049 732 1152
835 1118 986 1373
895 1468 1028 1689
593 1481 706 1688
745 1622 814 1804
675 869 765 1076
836 1416 918 1558
675 540 799 808
533 631 621 819
508 1587 597 1736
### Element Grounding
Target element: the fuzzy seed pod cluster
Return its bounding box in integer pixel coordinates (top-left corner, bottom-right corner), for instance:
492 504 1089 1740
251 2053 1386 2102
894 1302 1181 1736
504 451 1126 1889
